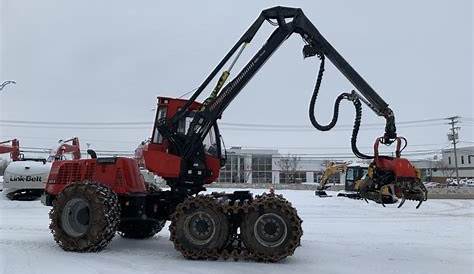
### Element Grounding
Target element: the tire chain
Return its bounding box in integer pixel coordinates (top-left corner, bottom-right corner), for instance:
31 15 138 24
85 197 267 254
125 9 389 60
49 182 120 252
169 195 221 260
169 192 303 262
92 184 121 252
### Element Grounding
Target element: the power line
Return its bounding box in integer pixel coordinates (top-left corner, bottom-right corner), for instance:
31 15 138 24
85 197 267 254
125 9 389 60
0 117 448 128
220 122 446 132
0 135 141 144
0 121 448 131
241 142 450 150
19 145 442 157
0 120 152 126
0 124 149 130
222 117 447 128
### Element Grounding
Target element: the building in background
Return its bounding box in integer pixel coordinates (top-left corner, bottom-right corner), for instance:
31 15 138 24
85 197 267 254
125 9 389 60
217 147 328 184
216 146 474 184
410 159 444 182
6 144 471 184
217 147 275 184
441 146 474 178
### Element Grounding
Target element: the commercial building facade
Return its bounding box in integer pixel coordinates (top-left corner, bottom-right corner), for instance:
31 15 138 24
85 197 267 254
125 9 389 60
217 146 474 184
440 146 474 178
217 147 328 184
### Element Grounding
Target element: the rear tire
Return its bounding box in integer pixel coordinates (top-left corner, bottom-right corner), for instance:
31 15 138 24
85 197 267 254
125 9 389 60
49 182 120 252
118 220 166 239
241 194 302 262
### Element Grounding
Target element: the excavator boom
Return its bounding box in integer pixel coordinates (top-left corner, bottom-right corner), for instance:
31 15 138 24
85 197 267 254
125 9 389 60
49 137 81 161
0 139 21 161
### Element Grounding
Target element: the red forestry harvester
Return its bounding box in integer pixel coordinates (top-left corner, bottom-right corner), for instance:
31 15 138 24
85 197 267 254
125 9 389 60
43 7 427 262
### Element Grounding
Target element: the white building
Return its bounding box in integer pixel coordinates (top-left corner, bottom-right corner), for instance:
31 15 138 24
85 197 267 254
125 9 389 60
218 147 329 184
217 146 474 184
441 146 474 178
217 147 276 184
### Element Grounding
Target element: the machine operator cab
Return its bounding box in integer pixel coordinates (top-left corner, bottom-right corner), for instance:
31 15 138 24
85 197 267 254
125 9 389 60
144 97 225 184
343 162 369 192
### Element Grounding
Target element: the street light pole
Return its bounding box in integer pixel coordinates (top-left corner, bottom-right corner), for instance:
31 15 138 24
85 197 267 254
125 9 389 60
0 80 16 93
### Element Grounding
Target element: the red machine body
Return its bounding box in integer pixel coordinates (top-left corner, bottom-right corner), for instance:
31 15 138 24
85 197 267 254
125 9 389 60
46 157 146 195
0 139 21 161
143 97 222 184
374 157 418 179
364 137 426 208
44 97 222 199
373 137 418 180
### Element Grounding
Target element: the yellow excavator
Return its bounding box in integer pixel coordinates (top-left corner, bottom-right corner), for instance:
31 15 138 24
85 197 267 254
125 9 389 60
315 162 398 204
315 162 351 197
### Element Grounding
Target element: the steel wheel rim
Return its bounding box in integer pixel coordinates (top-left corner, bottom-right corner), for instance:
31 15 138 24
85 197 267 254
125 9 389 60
61 198 90 237
183 211 216 245
253 213 288 247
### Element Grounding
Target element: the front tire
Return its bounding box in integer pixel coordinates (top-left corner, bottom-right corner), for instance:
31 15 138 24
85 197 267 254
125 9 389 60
49 182 120 252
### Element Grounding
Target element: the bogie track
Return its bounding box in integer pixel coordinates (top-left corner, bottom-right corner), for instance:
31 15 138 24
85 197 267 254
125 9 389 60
170 192 303 262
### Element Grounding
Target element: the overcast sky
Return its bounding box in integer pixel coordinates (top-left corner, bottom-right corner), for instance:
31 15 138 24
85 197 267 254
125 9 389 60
0 0 472 158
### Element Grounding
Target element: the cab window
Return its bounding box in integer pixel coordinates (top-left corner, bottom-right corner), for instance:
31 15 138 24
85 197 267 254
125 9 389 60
152 106 167 143
346 168 355 181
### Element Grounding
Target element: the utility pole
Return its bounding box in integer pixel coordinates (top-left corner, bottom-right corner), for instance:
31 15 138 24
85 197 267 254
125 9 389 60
446 116 460 185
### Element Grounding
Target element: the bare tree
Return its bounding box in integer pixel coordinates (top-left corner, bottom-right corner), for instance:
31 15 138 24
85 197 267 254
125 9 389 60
278 154 301 184
434 160 455 186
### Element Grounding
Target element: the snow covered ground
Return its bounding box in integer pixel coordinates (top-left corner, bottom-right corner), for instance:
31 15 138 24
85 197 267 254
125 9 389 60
0 189 472 274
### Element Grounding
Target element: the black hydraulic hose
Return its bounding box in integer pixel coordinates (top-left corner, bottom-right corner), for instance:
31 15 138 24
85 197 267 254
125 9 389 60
309 55 336 131
308 54 373 159
351 98 373 159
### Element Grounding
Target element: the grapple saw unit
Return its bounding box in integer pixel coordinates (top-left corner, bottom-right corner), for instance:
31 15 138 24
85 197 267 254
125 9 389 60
43 7 427 262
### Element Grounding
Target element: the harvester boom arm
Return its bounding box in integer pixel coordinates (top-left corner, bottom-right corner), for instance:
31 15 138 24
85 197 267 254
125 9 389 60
174 6 397 162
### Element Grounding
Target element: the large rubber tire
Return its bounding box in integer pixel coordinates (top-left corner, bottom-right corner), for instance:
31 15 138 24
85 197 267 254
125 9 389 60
118 220 166 239
240 194 303 262
49 182 120 252
170 196 229 260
